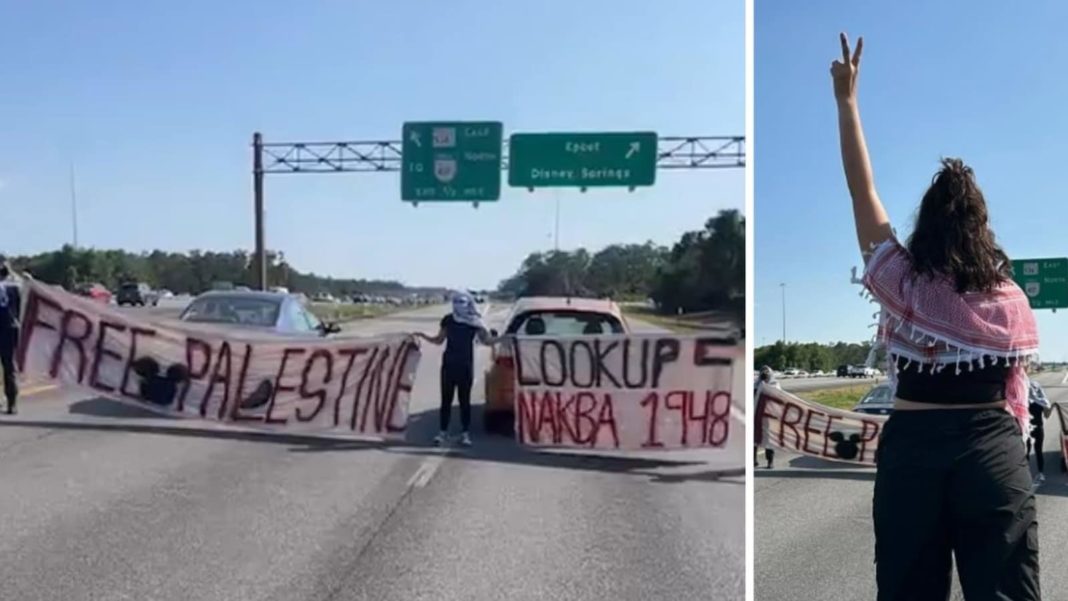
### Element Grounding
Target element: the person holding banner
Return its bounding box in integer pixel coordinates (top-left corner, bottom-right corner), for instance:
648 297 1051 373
0 259 20 415
1027 380 1052 485
833 34 1041 600
753 366 779 469
416 292 496 447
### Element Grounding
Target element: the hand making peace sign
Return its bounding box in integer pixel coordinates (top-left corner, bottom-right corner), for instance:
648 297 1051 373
831 32 863 102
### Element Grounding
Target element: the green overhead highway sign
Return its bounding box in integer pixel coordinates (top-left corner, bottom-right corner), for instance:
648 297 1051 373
508 132 658 189
401 121 502 202
1011 258 1068 309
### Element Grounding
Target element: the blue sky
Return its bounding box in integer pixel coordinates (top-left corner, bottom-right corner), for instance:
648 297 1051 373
755 0 1068 360
0 0 743 291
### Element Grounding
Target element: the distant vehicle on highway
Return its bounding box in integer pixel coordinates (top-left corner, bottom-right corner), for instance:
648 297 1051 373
268 286 289 294
852 382 894 415
848 365 880 379
312 292 338 304
483 296 628 435
782 368 801 378
75 283 112 304
179 290 340 337
836 364 850 378
158 289 175 299
117 282 158 307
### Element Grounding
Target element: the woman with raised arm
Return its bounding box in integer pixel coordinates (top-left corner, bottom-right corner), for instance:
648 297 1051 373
832 34 1041 600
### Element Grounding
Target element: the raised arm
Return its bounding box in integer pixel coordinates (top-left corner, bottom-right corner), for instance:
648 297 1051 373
832 33 893 259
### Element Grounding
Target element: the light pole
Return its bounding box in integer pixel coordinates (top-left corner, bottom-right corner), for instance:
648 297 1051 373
69 163 79 248
780 282 787 343
553 191 561 252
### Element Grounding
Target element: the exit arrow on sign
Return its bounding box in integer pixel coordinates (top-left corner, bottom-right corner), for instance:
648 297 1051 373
626 142 640 159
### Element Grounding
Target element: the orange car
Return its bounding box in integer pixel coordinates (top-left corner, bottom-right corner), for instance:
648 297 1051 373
482 296 629 435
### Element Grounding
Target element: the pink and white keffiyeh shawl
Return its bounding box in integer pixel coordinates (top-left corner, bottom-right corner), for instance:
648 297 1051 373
861 239 1039 432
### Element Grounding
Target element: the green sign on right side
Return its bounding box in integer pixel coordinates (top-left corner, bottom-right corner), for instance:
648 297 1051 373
1011 258 1068 309
508 132 658 189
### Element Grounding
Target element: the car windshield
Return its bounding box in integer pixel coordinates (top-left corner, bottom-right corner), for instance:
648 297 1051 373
181 296 281 327
507 310 625 336
121 283 138 291
861 386 892 404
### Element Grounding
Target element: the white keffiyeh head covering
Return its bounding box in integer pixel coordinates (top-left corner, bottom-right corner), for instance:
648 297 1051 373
451 291 485 330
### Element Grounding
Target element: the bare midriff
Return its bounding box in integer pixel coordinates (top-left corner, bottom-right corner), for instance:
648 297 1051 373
893 398 1007 411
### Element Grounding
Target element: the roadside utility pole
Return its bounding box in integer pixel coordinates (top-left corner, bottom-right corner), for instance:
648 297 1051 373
780 282 787 343
252 132 267 290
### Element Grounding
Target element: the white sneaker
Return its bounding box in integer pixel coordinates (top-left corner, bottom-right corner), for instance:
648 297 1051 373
458 432 472 447
1035 473 1046 486
433 432 449 446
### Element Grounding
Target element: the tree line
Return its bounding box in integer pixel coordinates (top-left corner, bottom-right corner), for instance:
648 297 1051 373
5 246 408 297
754 340 885 372
496 209 744 318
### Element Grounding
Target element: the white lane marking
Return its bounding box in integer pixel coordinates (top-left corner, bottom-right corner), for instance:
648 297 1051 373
406 454 445 489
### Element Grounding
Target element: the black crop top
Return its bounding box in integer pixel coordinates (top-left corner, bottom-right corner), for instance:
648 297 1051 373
893 356 1009 404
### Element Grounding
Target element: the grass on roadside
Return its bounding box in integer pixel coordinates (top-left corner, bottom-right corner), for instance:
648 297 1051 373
800 383 878 411
622 305 739 334
308 303 402 323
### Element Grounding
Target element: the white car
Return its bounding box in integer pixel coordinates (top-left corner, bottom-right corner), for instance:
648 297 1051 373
848 365 879 379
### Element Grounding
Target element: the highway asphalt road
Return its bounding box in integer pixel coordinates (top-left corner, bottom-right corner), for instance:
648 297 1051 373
755 371 1068 600
0 302 744 600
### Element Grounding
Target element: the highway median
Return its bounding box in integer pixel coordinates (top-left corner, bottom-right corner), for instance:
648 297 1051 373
307 303 404 324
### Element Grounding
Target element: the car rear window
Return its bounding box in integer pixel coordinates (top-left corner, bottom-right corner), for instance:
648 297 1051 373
506 310 624 336
181 297 280 327
861 386 892 404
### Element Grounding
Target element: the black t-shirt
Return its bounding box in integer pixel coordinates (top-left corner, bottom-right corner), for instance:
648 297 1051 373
0 283 20 331
441 314 480 368
1029 402 1046 429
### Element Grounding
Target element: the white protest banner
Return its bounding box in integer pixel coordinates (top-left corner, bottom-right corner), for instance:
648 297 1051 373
511 334 740 450
755 384 885 466
16 282 421 440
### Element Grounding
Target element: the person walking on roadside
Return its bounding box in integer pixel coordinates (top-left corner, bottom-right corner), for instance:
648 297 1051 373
753 366 780 469
1026 379 1053 486
832 33 1041 600
0 259 21 415
416 291 497 447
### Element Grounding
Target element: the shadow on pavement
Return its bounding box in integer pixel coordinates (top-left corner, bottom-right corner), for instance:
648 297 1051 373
649 468 746 484
754 469 876 482
0 418 394 450
290 405 733 484
3 397 737 482
788 455 870 470
69 397 178 419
